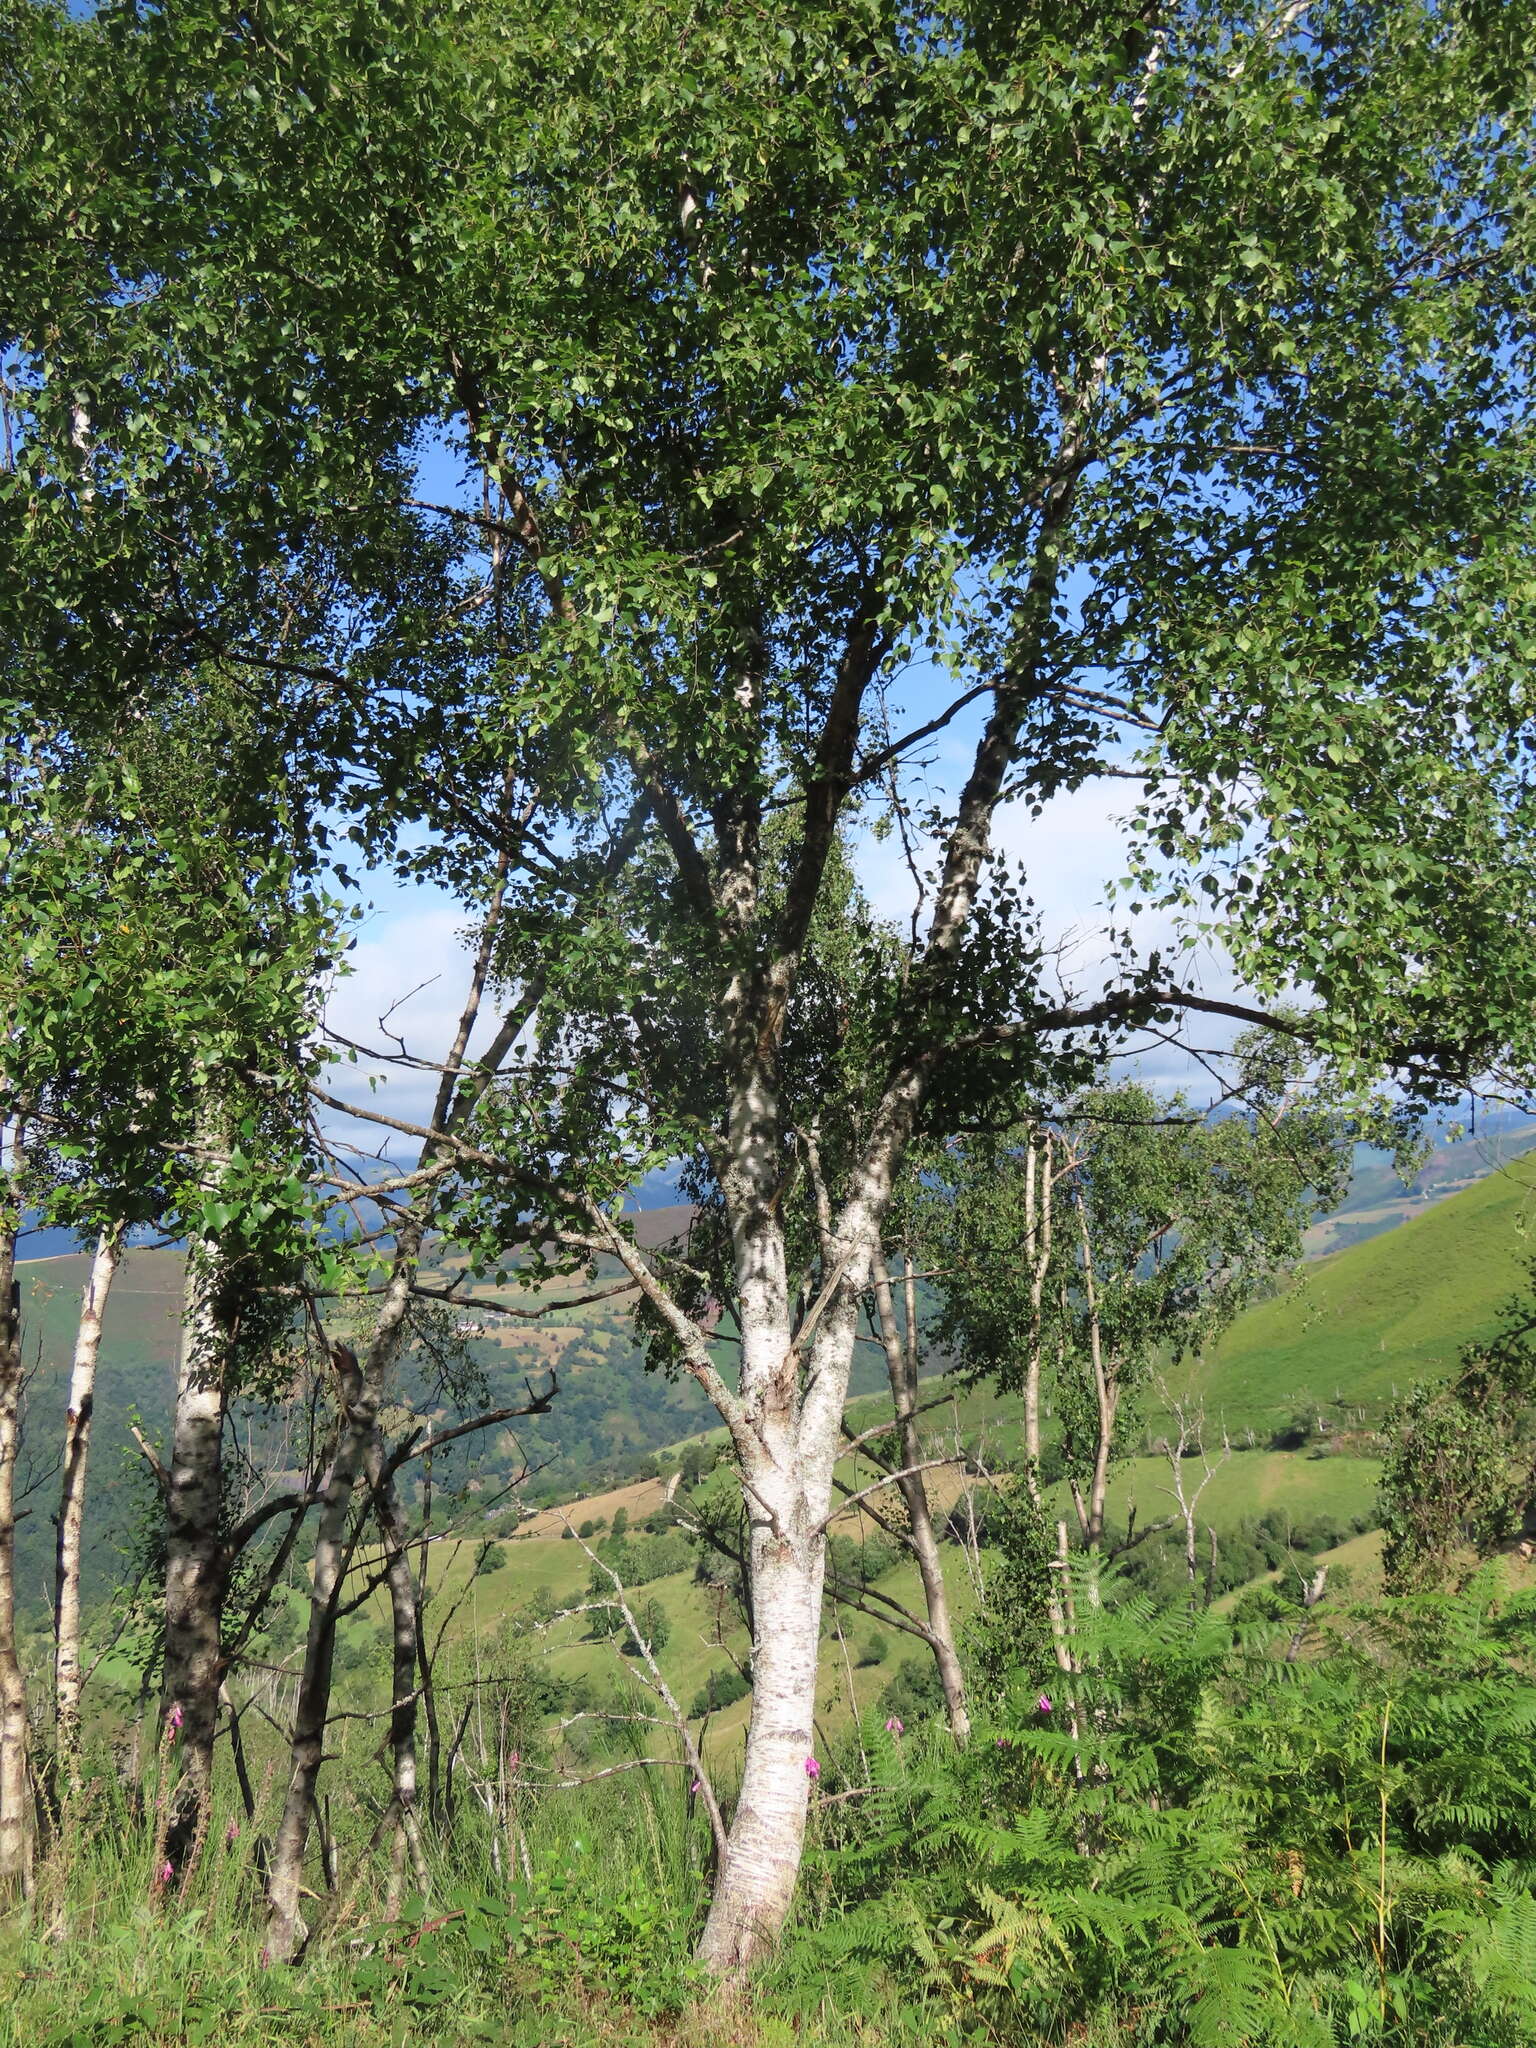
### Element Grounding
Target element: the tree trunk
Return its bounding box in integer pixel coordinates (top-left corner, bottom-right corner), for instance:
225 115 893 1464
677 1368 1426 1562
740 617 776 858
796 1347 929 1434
157 1244 230 1883
365 1439 431 1900
266 888 516 1954
870 1250 969 1744
694 490 1075 1970
411 1432 444 1827
1021 1129 1054 1500
695 1446 825 1972
696 1168 885 1969
54 1226 120 1785
1071 1177 1117 1569
0 1226 33 1897
264 1341 378 1962
266 1211 428 1960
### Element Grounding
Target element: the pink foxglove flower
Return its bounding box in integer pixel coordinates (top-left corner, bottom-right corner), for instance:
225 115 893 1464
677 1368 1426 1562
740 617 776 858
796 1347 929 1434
226 1821 240 1844
167 1703 184 1733
508 1750 520 1772
804 1755 821 1780
158 1860 174 1884
884 1716 904 1735
1037 1694 1053 1714
690 1778 703 1795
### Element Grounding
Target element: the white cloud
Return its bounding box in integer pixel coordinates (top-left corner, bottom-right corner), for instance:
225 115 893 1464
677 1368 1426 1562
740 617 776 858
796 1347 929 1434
319 884 494 1151
859 774 1252 1099
319 758 1254 1158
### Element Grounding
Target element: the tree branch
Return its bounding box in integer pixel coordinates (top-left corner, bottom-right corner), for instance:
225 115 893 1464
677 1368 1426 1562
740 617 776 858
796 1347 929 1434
816 1457 965 1535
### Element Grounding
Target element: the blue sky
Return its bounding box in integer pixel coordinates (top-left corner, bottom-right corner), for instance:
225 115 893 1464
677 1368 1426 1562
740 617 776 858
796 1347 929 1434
318 440 1244 1143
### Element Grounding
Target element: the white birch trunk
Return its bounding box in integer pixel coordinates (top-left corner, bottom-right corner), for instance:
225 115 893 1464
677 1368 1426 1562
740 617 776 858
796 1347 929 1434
0 1226 33 1896
695 1435 825 1970
697 1158 883 1966
693 479 1077 1969
695 1041 839 1968
54 1226 120 1784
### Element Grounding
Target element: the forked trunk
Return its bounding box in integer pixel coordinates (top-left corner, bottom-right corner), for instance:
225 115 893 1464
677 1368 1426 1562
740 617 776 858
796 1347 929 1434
54 1226 121 1784
264 1343 377 1961
696 1205 877 1971
266 1223 424 1959
693 497 1066 1967
0 1227 33 1896
157 1244 231 1883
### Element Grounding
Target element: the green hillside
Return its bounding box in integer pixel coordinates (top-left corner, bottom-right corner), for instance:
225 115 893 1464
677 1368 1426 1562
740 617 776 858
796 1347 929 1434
11 1248 188 1612
1184 1151 1536 1429
1304 1116 1536 1255
7 1229 885 1617
21 1147 1536 1632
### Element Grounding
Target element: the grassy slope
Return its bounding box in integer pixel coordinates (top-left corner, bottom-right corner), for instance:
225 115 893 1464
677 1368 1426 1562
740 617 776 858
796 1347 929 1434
1181 1150 1536 1428
10 1217 908 1614
463 1160 1536 1730
1303 1117 1536 1255
328 1159 1536 1734
389 1439 1383 1771
1101 1448 1380 1534
31 1146 1536 1696
13 1247 186 1607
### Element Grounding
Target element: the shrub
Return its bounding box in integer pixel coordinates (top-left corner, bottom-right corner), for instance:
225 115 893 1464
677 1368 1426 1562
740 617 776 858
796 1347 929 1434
1271 1408 1324 1450
689 1666 751 1717
877 1655 946 1726
620 1595 670 1657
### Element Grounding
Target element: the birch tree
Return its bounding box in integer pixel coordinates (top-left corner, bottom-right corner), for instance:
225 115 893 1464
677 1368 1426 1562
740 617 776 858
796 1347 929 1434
929 1063 1394 1571
0 1143 32 1897
27 0 1536 1967
53 1224 120 1783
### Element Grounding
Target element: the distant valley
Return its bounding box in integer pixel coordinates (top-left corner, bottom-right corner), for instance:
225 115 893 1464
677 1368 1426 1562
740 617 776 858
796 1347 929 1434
15 1124 1536 1622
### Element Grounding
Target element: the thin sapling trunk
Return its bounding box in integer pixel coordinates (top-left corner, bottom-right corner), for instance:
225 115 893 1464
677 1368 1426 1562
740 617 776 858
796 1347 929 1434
54 1225 121 1785
870 1248 969 1743
264 1340 379 1961
0 1222 32 1896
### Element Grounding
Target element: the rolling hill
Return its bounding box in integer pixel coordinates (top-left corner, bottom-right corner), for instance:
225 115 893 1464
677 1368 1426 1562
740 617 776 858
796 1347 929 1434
1304 1114 1536 1255
1180 1147 1536 1430
15 1138 1536 1637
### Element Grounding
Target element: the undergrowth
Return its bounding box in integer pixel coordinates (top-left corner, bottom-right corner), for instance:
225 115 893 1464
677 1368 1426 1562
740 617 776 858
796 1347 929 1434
7 1571 1536 2046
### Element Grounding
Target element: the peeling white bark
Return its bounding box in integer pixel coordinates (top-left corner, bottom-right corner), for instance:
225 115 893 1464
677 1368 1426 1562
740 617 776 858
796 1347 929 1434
694 489 1077 1970
696 1456 825 1969
698 1159 884 1968
55 1227 120 1784
0 1225 32 1897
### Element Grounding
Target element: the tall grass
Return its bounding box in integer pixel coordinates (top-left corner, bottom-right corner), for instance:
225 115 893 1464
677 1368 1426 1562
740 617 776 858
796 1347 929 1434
12 1571 1536 2046
1 1717 920 2048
